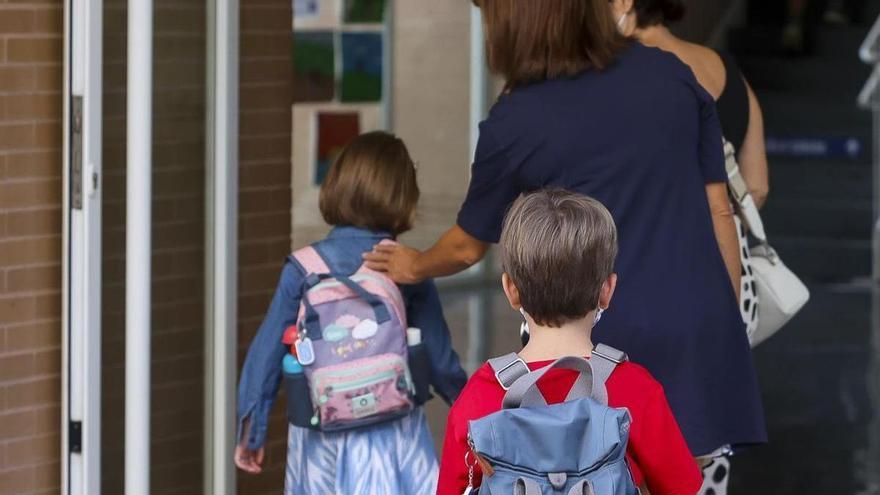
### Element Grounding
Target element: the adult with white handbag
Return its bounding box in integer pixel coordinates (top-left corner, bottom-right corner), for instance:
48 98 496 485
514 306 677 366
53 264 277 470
725 141 811 346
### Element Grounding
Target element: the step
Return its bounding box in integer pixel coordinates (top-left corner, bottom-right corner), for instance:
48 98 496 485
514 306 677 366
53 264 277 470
751 284 872 425
771 236 870 281
762 197 873 241
729 23 874 61
755 92 872 138
765 159 872 202
741 56 871 98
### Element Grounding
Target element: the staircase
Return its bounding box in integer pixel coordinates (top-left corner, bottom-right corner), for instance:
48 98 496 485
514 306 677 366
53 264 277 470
726 5 880 493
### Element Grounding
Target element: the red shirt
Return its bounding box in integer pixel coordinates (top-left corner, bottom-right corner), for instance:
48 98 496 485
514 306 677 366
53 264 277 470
437 358 702 495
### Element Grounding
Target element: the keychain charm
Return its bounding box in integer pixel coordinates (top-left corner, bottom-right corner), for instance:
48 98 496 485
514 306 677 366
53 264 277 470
295 336 315 366
463 451 476 495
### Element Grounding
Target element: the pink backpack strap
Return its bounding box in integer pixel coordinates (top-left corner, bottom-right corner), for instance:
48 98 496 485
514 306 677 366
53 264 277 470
292 246 330 275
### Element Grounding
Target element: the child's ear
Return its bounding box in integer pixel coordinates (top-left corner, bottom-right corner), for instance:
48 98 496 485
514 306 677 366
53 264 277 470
599 273 618 310
501 273 522 310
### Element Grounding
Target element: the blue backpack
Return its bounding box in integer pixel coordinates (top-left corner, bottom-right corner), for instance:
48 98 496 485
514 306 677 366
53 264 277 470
467 345 638 495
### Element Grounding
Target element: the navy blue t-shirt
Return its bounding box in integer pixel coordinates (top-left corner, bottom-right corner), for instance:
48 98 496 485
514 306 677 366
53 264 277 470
458 43 766 455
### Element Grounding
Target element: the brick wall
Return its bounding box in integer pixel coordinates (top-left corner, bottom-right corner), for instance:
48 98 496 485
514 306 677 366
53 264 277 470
236 1 293 493
101 0 209 493
0 1 64 494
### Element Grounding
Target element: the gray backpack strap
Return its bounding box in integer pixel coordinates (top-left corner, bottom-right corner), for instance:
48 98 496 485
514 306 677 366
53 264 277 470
590 344 628 405
488 353 530 391
503 356 601 409
514 477 542 495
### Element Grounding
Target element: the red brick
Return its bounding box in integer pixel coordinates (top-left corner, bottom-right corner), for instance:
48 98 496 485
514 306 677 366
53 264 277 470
5 207 60 237
0 237 60 267
6 36 61 63
32 64 61 91
0 353 34 381
33 121 60 147
0 468 33 495
33 6 62 33
6 92 61 120
4 376 60 409
6 263 60 292
4 320 59 351
4 150 59 178
0 9 35 33
0 409 35 439
0 178 61 208
0 123 35 150
4 433 59 468
0 294 36 323
0 66 34 92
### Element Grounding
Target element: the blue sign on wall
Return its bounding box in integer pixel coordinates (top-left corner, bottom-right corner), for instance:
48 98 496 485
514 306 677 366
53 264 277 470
765 136 863 160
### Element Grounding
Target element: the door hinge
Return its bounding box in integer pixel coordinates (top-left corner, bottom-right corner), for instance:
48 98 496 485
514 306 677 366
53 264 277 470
71 95 83 210
69 420 82 453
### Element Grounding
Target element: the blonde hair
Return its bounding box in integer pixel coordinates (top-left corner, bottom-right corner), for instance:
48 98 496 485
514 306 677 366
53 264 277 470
500 189 618 327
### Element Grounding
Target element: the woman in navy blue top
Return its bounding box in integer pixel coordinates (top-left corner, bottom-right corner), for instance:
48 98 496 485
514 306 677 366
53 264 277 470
365 0 766 456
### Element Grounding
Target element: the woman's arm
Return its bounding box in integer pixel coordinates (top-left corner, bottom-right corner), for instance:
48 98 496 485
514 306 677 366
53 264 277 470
364 225 490 284
737 81 770 208
707 182 742 301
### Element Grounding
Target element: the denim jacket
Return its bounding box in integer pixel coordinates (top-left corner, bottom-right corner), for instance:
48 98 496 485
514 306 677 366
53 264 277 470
236 225 468 450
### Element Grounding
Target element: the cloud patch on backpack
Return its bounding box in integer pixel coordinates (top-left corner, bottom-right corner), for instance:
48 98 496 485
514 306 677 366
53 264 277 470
352 319 378 339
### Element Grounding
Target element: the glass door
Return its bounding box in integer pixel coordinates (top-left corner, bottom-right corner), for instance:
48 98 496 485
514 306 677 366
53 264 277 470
99 0 210 493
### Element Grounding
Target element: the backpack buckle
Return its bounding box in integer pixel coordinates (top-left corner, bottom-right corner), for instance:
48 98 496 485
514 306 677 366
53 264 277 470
494 358 529 390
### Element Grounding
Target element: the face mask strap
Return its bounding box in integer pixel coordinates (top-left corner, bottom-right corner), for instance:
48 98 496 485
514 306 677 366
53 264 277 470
616 11 629 32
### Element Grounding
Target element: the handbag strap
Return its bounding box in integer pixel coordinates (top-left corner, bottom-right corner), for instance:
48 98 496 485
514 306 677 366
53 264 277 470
724 140 768 243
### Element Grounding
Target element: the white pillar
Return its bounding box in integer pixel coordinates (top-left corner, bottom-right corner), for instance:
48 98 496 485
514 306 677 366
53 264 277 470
469 5 487 162
466 5 491 371
125 0 153 492
204 0 239 492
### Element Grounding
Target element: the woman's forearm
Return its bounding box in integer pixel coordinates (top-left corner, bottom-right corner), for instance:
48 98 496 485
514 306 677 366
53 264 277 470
413 225 490 280
706 184 742 301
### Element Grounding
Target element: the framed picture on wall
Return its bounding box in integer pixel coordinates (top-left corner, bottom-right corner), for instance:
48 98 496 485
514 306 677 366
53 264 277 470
315 112 361 185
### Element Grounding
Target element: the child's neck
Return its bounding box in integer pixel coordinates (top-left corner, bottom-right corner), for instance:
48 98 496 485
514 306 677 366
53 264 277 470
517 313 595 363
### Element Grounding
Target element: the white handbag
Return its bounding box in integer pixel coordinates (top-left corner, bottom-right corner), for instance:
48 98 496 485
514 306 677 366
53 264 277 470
725 141 810 347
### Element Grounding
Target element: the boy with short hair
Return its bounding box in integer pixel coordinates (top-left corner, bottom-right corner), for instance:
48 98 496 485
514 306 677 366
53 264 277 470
437 189 702 495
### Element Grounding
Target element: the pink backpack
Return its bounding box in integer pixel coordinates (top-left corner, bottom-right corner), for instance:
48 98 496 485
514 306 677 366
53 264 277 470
287 244 415 431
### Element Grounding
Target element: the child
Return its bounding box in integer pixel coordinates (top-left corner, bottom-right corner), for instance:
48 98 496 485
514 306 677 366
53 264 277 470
437 189 703 495
235 131 467 494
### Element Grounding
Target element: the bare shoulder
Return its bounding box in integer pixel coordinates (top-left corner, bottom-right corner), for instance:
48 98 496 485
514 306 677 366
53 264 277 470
675 41 726 99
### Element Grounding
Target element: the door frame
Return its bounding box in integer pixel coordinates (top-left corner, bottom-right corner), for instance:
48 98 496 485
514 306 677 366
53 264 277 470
62 0 103 493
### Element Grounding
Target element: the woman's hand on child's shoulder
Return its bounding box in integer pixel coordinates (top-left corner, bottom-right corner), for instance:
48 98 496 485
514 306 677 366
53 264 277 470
363 243 424 284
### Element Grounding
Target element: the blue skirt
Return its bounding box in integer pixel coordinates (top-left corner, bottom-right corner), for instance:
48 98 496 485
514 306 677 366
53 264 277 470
284 408 438 494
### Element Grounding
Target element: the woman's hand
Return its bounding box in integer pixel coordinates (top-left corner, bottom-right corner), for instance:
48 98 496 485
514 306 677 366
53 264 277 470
365 226 490 283
234 420 264 474
363 243 425 284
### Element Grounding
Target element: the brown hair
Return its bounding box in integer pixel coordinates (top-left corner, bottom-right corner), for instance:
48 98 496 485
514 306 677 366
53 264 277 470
475 0 629 88
319 131 419 236
500 189 618 327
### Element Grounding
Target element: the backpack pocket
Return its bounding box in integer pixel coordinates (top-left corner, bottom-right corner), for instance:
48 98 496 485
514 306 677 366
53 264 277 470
310 353 414 430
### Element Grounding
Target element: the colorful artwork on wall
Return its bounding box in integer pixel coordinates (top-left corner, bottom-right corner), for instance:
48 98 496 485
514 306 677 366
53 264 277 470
294 0 319 20
340 32 383 103
315 112 361 184
293 31 335 102
343 0 387 24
